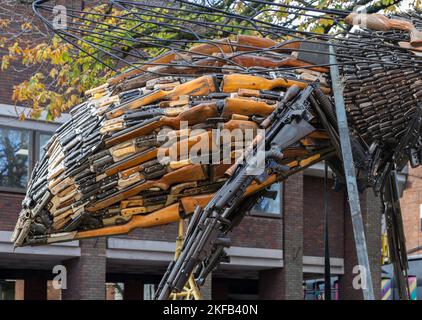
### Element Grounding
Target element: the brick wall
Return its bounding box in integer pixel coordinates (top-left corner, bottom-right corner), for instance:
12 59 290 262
303 176 345 258
117 211 283 249
0 193 24 231
62 238 107 300
400 166 422 255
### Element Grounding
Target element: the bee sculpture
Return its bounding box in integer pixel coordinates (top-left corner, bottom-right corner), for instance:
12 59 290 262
11 0 422 300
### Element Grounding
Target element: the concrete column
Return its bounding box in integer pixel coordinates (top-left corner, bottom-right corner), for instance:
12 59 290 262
24 277 47 300
124 280 143 300
62 238 107 300
280 172 304 300
338 188 381 300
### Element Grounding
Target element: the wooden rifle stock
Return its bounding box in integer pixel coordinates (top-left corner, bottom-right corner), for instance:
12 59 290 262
115 58 225 93
104 148 158 177
190 35 300 55
190 38 235 55
108 36 232 91
74 151 325 241
282 148 310 158
225 53 329 73
345 13 422 46
121 204 165 217
221 119 258 132
210 163 232 181
166 119 257 170
180 193 214 214
104 36 302 91
87 164 207 211
108 37 233 90
106 75 217 119
76 203 181 239
222 98 275 117
101 105 189 134
106 131 212 179
85 83 108 97
121 197 144 208
222 74 331 94
236 35 301 52
105 102 219 147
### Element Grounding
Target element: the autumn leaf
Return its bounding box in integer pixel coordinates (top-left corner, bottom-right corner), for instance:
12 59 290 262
1 55 10 70
49 68 58 78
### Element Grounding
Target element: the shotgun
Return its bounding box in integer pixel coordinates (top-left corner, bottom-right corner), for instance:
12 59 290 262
113 44 313 94
105 101 220 147
345 13 422 47
75 203 181 240
110 119 257 180
221 53 329 73
222 97 275 117
106 75 218 119
101 105 190 134
114 58 225 94
96 35 301 95
86 164 208 212
102 131 213 178
102 203 167 226
109 135 161 161
108 36 234 89
222 74 331 94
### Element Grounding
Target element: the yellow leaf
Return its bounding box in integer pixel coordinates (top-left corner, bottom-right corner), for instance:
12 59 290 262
1 55 10 70
18 112 26 121
21 22 32 31
49 68 58 78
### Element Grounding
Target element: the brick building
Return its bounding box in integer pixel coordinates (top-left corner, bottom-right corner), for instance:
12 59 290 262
398 166 422 299
0 2 386 301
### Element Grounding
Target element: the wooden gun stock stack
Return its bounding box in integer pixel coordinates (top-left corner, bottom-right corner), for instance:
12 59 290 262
12 33 335 247
10 6 422 300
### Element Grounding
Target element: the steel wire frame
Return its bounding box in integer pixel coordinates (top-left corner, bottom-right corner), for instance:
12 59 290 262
32 0 422 79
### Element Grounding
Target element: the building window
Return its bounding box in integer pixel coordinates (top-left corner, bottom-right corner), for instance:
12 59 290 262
249 182 283 217
0 280 16 300
0 127 30 190
38 132 53 159
0 125 53 193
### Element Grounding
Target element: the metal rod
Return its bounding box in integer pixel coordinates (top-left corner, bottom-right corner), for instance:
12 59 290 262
329 44 375 300
324 160 332 300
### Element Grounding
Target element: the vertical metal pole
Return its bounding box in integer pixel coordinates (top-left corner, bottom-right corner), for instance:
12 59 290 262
329 44 375 300
324 161 332 300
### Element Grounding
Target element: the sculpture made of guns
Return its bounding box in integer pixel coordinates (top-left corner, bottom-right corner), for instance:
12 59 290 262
10 0 422 300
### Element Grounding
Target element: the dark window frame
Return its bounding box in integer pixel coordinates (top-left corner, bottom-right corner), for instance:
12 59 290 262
248 182 283 219
0 124 54 194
